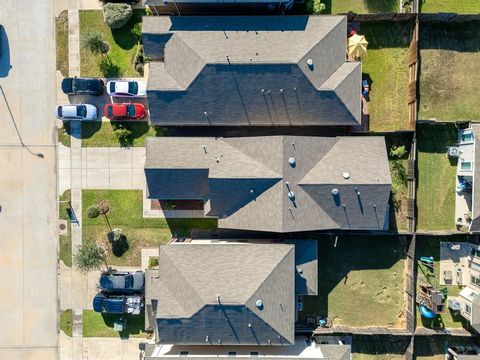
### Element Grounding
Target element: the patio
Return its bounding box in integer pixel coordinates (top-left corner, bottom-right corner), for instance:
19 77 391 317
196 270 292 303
439 242 471 286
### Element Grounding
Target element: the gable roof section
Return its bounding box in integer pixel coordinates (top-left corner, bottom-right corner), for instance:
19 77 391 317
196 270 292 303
149 244 295 345
142 16 361 126
145 136 391 232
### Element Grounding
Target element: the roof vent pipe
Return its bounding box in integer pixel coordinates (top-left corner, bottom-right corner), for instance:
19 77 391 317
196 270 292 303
343 172 350 179
288 157 296 167
306 59 313 67
332 188 339 196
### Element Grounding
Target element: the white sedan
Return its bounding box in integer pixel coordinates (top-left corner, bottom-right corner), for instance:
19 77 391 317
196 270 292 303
55 104 98 121
106 80 147 97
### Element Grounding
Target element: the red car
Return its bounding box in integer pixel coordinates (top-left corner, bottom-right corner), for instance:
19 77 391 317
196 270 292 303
104 103 146 120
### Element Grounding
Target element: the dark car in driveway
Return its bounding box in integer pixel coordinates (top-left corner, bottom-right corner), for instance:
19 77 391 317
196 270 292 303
93 293 144 314
61 77 104 96
99 271 145 294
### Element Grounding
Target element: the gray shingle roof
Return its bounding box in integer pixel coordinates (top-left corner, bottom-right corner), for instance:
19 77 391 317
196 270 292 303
471 294 480 332
142 16 361 127
470 124 480 232
146 243 295 345
287 240 318 296
145 136 391 232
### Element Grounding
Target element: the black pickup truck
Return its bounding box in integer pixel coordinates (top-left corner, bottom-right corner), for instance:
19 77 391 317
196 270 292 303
61 77 105 96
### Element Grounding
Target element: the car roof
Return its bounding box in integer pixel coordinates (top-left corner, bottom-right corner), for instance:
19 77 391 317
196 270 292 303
99 271 144 290
110 103 127 116
61 104 80 117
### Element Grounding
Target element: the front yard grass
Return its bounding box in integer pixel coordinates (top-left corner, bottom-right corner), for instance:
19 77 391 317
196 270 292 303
60 309 73 337
419 21 480 121
83 310 148 338
81 121 159 147
420 0 480 13
82 190 217 267
416 123 457 231
79 9 145 78
300 235 406 327
59 190 72 267
360 21 411 132
415 235 469 329
56 11 69 76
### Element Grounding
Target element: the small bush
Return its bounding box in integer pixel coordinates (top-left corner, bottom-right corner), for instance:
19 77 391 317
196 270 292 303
87 205 100 218
131 23 142 42
306 0 326 14
135 62 144 75
389 145 407 159
148 257 159 269
145 7 153 16
103 3 133 29
114 127 133 146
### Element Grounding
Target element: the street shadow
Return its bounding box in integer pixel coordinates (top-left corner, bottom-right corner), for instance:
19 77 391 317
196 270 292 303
0 25 11 78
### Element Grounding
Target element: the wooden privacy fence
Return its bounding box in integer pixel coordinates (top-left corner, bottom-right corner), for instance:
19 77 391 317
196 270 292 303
419 13 480 22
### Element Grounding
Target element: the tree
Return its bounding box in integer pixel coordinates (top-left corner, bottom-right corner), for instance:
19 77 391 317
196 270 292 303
73 243 108 272
103 3 133 29
306 0 326 14
83 30 110 61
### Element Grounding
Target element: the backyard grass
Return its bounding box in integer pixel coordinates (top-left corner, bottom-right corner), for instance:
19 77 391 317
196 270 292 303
82 190 217 267
419 21 480 121
329 0 399 13
79 10 145 77
81 121 159 147
83 310 148 338
59 190 72 267
56 11 69 76
416 123 457 231
415 235 469 329
60 309 73 337
301 235 406 327
420 0 480 13
360 22 411 132
58 122 71 147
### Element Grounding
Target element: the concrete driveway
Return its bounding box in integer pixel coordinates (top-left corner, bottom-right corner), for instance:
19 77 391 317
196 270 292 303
0 0 58 359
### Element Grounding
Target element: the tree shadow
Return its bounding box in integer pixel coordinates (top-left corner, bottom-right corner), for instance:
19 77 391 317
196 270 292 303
99 58 123 78
111 236 129 257
111 10 146 50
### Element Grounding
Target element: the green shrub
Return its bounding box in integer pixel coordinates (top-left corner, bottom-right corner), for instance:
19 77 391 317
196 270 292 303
389 145 407 159
135 62 144 75
306 0 326 14
114 127 132 146
108 228 124 243
131 22 142 42
145 7 153 16
148 257 159 269
87 205 100 218
103 3 133 29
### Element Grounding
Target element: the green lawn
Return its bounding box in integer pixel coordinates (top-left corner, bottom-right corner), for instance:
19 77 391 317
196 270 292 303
82 190 217 266
360 22 411 132
416 123 457 231
420 0 480 13
60 309 73 337
415 236 469 329
83 310 148 338
59 190 72 267
419 21 480 121
330 0 399 13
56 11 69 77
300 235 406 327
58 122 71 147
81 121 160 147
79 10 145 77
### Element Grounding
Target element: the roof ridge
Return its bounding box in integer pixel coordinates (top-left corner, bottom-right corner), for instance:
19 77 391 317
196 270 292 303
297 137 338 186
161 247 205 316
222 138 282 178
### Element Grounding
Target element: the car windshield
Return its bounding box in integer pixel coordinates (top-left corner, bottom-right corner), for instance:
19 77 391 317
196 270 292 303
77 105 87 118
109 82 116 93
57 107 63 118
126 104 136 117
124 274 134 289
128 82 138 95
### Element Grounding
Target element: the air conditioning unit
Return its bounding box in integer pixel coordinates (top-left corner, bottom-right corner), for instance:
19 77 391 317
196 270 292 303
448 298 461 311
447 146 459 158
